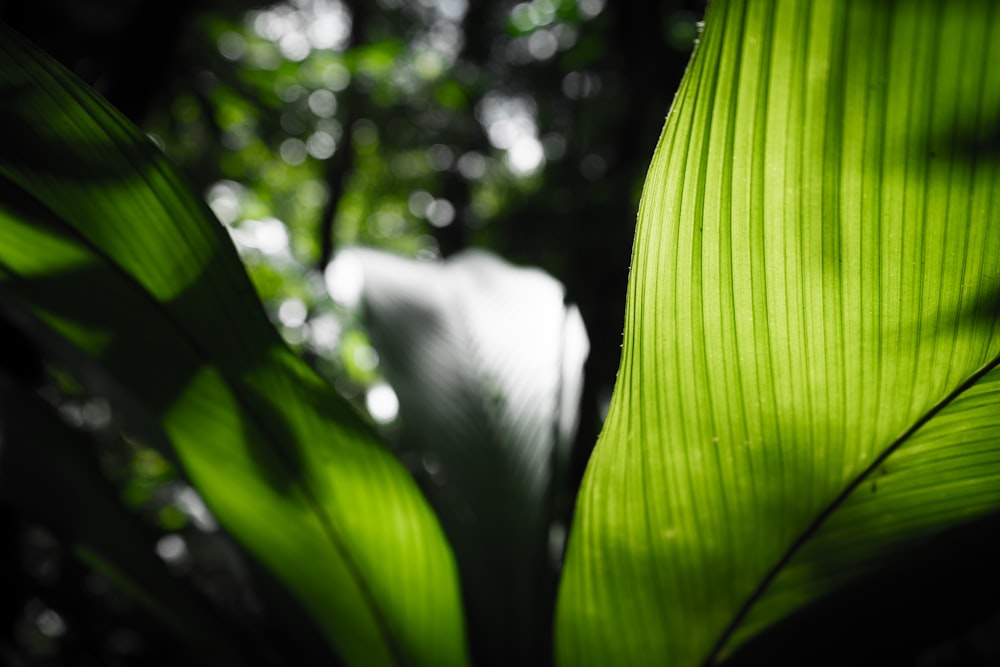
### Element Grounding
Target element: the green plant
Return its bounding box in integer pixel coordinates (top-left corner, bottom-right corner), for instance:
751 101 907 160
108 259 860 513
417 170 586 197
2 0 1000 665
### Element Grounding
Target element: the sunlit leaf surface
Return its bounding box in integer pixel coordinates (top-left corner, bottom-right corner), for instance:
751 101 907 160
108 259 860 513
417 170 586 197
556 0 1000 664
346 247 588 666
0 26 468 667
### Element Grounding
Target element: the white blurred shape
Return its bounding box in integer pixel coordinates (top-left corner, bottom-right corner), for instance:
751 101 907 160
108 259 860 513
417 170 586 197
307 313 343 354
206 180 244 225
308 89 338 117
155 534 188 564
217 31 246 60
578 0 605 18
507 135 544 174
280 138 308 165
408 190 434 217
36 608 67 638
457 151 487 180
280 31 310 61
323 62 351 90
278 298 309 328
354 345 380 371
173 486 219 532
324 252 365 307
251 218 290 255
308 9 351 49
437 0 468 21
426 199 456 227
366 383 400 424
307 131 337 159
527 29 558 60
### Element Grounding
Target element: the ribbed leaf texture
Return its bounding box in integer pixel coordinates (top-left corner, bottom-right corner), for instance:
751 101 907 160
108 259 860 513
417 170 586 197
556 0 1000 664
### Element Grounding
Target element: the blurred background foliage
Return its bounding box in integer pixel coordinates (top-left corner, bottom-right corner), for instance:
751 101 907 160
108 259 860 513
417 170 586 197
0 0 703 664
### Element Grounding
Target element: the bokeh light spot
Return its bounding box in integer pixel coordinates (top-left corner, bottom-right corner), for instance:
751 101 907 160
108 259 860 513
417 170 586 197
408 190 434 217
426 143 454 170
414 49 445 80
206 180 245 225
233 217 290 255
307 313 343 353
322 62 351 91
325 251 364 307
354 345 379 371
173 486 218 532
306 131 337 159
527 29 558 60
278 298 309 327
578 0 605 19
437 0 468 22
217 31 247 61
426 198 455 227
280 31 312 61
308 88 338 117
457 151 487 180
280 137 308 165
308 9 352 50
36 608 67 638
155 534 188 565
366 382 399 424
507 135 545 174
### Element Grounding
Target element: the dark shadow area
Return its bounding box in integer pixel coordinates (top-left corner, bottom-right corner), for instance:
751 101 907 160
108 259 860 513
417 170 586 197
0 81 161 185
0 314 343 667
947 117 1000 167
720 510 1000 667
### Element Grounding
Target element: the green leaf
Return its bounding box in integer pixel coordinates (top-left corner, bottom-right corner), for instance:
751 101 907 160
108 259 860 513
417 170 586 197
556 0 1000 664
0 25 468 667
344 247 588 666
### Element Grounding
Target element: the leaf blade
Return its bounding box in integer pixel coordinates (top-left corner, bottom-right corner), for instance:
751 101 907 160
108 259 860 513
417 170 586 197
556 0 1000 664
0 26 469 667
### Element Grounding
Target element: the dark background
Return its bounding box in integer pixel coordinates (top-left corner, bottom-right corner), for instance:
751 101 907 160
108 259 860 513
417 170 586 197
0 0 702 664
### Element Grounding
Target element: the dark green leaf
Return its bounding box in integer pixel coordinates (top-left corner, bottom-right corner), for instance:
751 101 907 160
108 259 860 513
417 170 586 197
0 25 468 667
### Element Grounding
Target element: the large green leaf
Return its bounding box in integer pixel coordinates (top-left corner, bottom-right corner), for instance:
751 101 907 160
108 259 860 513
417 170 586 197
344 247 588 666
556 0 1000 664
0 25 468 667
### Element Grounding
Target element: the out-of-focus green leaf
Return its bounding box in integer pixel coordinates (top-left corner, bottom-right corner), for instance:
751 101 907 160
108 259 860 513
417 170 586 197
557 0 1000 664
346 40 405 79
0 25 468 667
345 247 588 667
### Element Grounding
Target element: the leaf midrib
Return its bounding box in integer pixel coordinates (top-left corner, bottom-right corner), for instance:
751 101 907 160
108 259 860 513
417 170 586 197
703 352 1000 665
